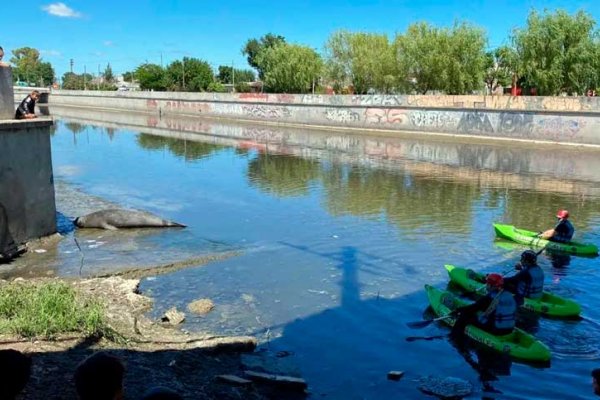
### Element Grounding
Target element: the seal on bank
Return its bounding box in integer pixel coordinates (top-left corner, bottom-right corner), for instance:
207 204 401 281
74 209 186 230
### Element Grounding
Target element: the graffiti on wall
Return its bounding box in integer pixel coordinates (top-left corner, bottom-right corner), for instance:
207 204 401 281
351 95 404 106
536 117 585 140
409 111 457 128
242 104 292 119
457 111 494 134
364 108 406 124
325 108 361 123
496 112 534 135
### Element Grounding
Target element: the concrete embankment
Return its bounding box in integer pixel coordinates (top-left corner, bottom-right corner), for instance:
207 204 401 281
50 105 600 197
33 89 600 146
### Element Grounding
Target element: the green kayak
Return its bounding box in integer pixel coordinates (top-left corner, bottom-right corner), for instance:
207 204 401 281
445 264 581 318
425 284 551 362
493 223 598 256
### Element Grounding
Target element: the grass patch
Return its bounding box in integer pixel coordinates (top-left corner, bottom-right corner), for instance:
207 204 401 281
0 280 106 339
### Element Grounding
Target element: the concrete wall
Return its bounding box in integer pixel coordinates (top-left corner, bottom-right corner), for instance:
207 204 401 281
45 90 600 146
0 119 56 258
0 68 15 119
50 105 600 197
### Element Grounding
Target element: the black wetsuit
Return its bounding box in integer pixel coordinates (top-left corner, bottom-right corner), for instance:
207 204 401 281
451 290 516 337
15 95 36 119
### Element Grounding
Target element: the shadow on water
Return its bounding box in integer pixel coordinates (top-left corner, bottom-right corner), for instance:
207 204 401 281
255 243 546 399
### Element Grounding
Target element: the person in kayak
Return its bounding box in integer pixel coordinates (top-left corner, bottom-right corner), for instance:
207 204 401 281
450 273 517 338
593 368 600 396
539 209 574 243
503 250 544 306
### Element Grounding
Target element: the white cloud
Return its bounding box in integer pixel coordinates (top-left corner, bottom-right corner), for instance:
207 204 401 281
42 2 82 18
41 49 62 57
103 40 114 47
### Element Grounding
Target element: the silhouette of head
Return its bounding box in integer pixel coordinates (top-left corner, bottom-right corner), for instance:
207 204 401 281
0 349 32 399
74 352 125 400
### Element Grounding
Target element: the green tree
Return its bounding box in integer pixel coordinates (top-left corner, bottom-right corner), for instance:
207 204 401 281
242 33 286 79
513 9 600 95
484 46 518 94
103 63 115 83
324 30 396 94
10 47 55 86
255 43 323 93
394 22 487 94
122 71 135 82
135 63 167 91
166 57 214 91
61 72 93 90
217 66 255 83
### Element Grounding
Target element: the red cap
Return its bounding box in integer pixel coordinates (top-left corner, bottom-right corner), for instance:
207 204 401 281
486 273 504 288
557 209 569 219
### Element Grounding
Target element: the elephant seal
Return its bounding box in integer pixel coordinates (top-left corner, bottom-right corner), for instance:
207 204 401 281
74 209 186 230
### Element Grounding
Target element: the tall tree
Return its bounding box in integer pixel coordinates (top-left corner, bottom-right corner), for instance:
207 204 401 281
242 33 285 79
217 66 255 83
394 22 487 94
513 9 600 95
10 47 55 85
166 57 214 91
103 63 115 83
135 63 167 91
324 31 396 94
256 43 323 93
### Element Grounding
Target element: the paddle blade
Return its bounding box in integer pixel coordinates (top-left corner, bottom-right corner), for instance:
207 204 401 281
406 319 435 329
406 334 448 342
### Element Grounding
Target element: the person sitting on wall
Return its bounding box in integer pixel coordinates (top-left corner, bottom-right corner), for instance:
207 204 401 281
15 90 40 120
0 46 9 67
539 209 575 243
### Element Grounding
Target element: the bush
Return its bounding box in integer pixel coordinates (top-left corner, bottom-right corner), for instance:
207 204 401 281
234 82 252 93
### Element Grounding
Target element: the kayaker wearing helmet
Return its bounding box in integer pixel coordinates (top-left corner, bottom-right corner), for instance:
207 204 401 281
539 209 575 243
503 250 544 306
450 273 517 338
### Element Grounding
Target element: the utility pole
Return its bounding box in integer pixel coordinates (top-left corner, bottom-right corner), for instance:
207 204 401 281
97 64 101 90
182 58 185 90
84 65 87 90
232 60 235 93
160 52 163 67
70 59 74 73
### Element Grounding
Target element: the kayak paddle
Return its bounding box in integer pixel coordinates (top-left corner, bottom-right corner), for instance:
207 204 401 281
406 315 453 329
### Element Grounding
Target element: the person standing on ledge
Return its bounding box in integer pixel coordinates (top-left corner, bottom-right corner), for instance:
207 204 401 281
0 46 9 67
15 90 40 119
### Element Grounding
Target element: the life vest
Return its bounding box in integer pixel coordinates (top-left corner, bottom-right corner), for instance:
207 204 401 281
553 219 574 243
523 265 544 299
479 290 516 331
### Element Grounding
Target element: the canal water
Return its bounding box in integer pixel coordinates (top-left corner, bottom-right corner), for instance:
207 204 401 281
44 111 600 398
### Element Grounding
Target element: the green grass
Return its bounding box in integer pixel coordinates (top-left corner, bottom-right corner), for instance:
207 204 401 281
0 281 106 339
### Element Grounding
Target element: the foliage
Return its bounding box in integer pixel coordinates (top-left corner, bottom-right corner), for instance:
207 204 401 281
394 22 487 94
324 30 396 94
166 57 214 91
103 63 115 83
135 63 167 91
256 43 323 93
10 47 55 86
61 72 94 90
484 46 518 93
242 33 286 78
234 82 252 92
217 65 256 83
207 81 227 92
512 9 600 95
0 281 105 339
122 71 135 82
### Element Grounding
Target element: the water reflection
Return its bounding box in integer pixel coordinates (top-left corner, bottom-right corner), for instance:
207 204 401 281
136 133 226 161
247 153 321 197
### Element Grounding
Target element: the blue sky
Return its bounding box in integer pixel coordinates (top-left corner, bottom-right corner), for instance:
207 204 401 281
2 0 598 79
